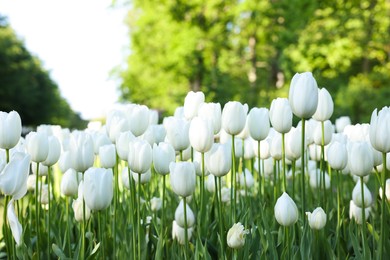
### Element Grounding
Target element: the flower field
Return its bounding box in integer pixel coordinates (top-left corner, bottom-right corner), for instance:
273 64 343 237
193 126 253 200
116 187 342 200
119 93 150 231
0 72 389 259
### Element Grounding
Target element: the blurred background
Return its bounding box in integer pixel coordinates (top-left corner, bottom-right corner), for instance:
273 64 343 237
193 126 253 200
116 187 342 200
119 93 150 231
1 0 390 128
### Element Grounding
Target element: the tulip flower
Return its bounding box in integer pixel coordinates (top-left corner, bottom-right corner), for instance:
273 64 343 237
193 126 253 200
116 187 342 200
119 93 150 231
153 142 175 175
269 98 292 134
313 120 333 146
149 109 159 125
247 107 270 141
69 131 94 173
0 152 30 200
312 88 334 121
274 192 298 226
128 139 152 174
221 101 248 136
42 136 61 167
172 220 194 245
106 111 130 143
348 141 373 177
58 151 72 173
72 181 91 222
128 104 150 137
285 127 302 161
91 131 112 155
83 167 113 211
309 169 330 190
270 133 282 160
336 116 351 133
198 102 222 134
150 197 162 211
169 162 196 197
116 131 135 161
189 117 214 153
227 222 249 249
379 179 390 202
40 184 51 205
132 169 151 184
349 200 370 225
288 72 319 119
164 117 190 152
60 168 79 197
352 180 372 208
0 111 22 150
239 169 255 188
26 131 49 163
327 141 348 170
151 124 166 144
369 107 390 153
306 207 327 230
205 143 231 177
99 144 116 169
175 200 195 228
184 91 205 120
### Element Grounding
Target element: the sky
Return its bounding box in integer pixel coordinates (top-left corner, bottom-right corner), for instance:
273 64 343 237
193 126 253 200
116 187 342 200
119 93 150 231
0 0 129 120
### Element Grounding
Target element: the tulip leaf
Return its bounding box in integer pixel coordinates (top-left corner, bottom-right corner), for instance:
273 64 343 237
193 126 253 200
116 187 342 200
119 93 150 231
52 243 71 260
86 242 100 260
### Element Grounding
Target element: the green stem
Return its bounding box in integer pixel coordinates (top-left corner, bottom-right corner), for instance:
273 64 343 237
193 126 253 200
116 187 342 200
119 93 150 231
161 175 166 239
137 173 142 259
180 150 183 162
320 121 326 208
292 160 296 199
128 166 137 260
285 226 290 259
99 210 105 260
257 141 262 199
360 176 367 259
216 176 225 258
380 152 387 260
3 195 10 258
35 163 40 260
183 196 189 260
66 197 71 257
231 134 236 223
200 152 205 238
113 160 118 259
301 118 306 217
282 133 287 193
336 169 341 257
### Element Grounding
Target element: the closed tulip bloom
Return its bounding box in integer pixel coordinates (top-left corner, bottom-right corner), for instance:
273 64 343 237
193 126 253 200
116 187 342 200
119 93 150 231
26 131 49 163
269 98 292 134
379 179 390 202
348 141 374 177
58 151 72 173
270 133 282 160
221 101 248 136
205 143 231 177
99 144 116 169
189 117 214 153
132 169 151 184
309 169 330 189
306 207 327 230
352 180 372 208
128 104 150 137
106 112 130 143
369 107 390 153
0 111 22 149
247 107 270 141
239 169 255 188
227 222 249 249
116 131 135 161
69 131 94 173
91 132 111 155
128 139 152 174
312 88 334 121
309 144 322 161
40 184 51 205
313 120 333 146
244 138 255 160
83 167 113 211
31 162 48 176
150 197 162 211
198 102 221 134
61 168 79 197
0 152 30 200
153 142 175 175
73 181 91 222
285 127 302 161
151 125 166 144
149 109 159 125
274 192 298 226
327 141 348 170
175 200 195 228
349 200 370 224
172 220 194 245
184 91 205 120
42 136 61 167
169 162 196 197
336 116 351 133
288 72 319 119
164 117 190 151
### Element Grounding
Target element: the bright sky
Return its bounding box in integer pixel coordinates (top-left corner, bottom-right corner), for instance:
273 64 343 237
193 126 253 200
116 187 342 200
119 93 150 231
0 0 128 120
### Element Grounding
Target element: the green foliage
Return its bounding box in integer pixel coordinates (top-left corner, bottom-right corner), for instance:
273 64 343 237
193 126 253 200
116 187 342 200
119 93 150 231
119 0 390 120
0 15 87 129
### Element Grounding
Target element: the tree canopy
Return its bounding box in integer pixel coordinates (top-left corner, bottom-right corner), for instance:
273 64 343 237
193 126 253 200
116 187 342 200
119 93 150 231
0 15 87 129
119 0 390 123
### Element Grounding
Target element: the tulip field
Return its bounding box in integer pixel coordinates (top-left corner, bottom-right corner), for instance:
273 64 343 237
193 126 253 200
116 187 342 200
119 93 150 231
0 72 390 259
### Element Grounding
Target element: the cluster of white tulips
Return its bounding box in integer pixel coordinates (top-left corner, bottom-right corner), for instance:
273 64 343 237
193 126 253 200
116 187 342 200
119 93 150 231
0 71 389 259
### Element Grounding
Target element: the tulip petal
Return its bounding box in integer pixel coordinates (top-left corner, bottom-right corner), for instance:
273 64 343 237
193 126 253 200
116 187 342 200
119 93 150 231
7 200 23 246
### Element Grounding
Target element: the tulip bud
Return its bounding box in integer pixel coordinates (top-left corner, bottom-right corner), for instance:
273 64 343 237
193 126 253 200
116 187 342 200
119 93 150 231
116 131 135 161
349 200 370 224
184 91 205 120
270 133 282 160
221 187 231 203
198 102 221 135
26 131 49 163
0 111 22 150
132 169 151 184
313 120 333 146
369 107 390 153
169 162 196 197
205 143 231 177
153 142 175 175
40 184 51 205
221 101 248 136
106 111 130 143
151 125 166 144
27 174 36 191
352 180 372 208
288 72 319 119
69 131 94 173
72 181 91 222
336 116 351 133
83 168 113 211
247 107 270 141
61 168 80 197
42 136 61 167
0 152 30 200
172 220 193 245
150 197 162 211
128 139 152 174
306 207 327 230
312 88 334 121
128 104 150 137
269 98 292 134
91 131 111 155
379 179 390 202
239 169 255 188
327 141 348 170
348 141 374 177
175 200 195 228
164 117 190 152
274 192 298 226
149 109 159 125
227 222 249 249
58 151 72 173
189 117 214 153
99 144 116 169
285 127 302 161
206 176 216 193
309 169 330 190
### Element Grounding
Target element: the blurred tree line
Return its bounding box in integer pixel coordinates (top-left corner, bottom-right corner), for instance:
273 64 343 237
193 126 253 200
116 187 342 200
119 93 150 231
0 15 87 129
119 0 390 123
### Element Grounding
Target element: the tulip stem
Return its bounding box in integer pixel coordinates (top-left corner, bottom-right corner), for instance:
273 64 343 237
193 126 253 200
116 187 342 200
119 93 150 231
161 174 166 249
360 176 367 258
113 159 118 259
98 210 105 260
183 196 189 260
215 176 225 258
3 195 10 258
320 121 326 209
231 134 236 223
81 172 86 260
285 226 290 259
47 166 51 258
200 152 205 238
138 173 142 260
257 141 262 199
336 170 341 257
282 133 287 193
301 118 306 217
35 162 40 260
66 197 71 257
380 152 387 260
128 166 137 260
292 160 296 199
